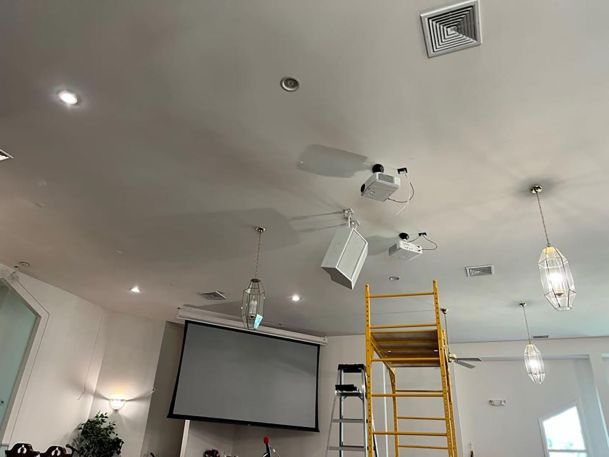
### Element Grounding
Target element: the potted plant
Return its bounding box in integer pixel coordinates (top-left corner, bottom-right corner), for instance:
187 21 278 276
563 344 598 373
71 412 124 457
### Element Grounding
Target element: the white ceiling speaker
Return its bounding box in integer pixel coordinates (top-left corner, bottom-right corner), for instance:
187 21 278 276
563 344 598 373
321 209 368 289
420 0 482 58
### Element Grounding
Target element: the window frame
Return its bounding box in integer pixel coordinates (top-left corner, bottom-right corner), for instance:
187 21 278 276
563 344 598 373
0 272 48 447
539 402 590 457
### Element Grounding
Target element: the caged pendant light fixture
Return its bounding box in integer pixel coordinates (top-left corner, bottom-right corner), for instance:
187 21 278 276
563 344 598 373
520 302 545 384
530 185 575 311
242 226 266 330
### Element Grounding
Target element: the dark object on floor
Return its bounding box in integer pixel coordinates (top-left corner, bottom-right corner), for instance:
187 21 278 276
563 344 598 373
203 450 220 457
5 443 39 457
40 447 70 457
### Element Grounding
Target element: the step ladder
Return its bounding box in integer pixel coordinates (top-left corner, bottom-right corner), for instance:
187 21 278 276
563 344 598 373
327 364 378 457
364 281 458 457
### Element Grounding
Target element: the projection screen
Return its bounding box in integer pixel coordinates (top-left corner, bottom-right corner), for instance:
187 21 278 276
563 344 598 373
169 321 320 430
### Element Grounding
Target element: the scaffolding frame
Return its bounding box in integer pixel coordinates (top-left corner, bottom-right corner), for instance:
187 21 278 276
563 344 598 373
364 281 458 457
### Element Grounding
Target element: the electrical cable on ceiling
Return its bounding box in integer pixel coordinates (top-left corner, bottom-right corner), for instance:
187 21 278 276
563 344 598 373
421 234 438 251
410 232 438 251
387 182 415 204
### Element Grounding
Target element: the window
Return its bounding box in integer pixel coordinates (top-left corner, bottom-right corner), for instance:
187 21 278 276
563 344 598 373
0 279 39 436
541 406 588 457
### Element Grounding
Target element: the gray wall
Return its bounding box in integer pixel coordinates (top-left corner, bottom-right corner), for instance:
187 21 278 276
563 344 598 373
142 322 186 457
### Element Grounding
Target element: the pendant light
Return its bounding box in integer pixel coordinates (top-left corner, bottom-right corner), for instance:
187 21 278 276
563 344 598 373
242 226 266 330
519 302 545 384
531 185 575 311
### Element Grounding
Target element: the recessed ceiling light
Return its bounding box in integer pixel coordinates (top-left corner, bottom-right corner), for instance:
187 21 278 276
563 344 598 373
291 294 301 302
57 90 79 106
389 276 400 281
130 285 141 294
280 77 300 92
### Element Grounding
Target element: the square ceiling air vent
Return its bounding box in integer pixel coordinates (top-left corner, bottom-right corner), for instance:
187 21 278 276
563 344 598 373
0 149 13 161
198 290 227 301
465 264 494 277
420 0 481 58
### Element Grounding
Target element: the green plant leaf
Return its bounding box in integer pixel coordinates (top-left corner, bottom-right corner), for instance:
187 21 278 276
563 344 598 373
72 412 124 457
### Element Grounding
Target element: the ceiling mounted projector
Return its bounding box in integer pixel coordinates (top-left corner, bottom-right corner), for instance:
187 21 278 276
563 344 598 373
321 209 368 289
388 233 422 261
360 164 405 202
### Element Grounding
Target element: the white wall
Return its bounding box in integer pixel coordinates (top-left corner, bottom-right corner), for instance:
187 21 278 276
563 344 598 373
1 270 106 451
1 268 168 457
182 422 236 457
141 322 186 457
455 359 603 457
453 338 609 457
90 312 165 457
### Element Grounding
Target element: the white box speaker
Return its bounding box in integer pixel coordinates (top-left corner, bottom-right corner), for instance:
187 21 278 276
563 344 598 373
321 226 368 289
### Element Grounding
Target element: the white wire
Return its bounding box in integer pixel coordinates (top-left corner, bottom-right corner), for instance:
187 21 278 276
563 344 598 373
391 182 415 215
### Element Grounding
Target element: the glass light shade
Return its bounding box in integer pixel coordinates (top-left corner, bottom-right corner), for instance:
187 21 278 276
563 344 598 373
109 398 126 411
242 278 264 330
538 245 575 311
524 343 545 384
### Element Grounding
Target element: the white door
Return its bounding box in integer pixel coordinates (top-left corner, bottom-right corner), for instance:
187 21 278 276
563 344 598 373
0 279 38 437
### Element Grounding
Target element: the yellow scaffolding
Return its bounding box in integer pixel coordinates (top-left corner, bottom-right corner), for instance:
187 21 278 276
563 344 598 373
364 281 458 457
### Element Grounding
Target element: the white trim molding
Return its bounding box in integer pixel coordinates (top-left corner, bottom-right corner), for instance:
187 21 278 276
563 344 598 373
176 306 327 345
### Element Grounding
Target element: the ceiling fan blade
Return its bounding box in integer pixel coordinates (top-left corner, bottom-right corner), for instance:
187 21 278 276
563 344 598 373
458 358 482 362
456 360 476 369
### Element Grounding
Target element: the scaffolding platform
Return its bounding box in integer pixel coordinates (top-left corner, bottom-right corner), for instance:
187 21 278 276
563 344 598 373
364 281 458 457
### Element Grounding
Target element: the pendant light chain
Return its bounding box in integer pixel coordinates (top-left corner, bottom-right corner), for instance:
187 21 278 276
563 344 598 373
254 227 264 278
521 303 532 343
535 192 551 247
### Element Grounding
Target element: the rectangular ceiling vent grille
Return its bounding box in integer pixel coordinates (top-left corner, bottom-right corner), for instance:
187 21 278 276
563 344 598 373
465 264 494 277
0 149 13 161
198 290 227 301
420 0 481 58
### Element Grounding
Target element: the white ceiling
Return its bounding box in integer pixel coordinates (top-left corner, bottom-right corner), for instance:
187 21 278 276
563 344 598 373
1 0 609 342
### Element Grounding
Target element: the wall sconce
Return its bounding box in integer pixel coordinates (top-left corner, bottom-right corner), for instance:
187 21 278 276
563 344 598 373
109 398 126 411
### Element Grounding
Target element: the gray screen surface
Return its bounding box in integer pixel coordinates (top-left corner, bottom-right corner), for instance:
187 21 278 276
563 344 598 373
170 322 319 430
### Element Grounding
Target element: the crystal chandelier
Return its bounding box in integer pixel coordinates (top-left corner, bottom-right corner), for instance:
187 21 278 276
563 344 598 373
531 185 575 311
520 302 545 384
242 226 266 330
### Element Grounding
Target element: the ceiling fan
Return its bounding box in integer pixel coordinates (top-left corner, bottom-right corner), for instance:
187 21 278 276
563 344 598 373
441 308 481 369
